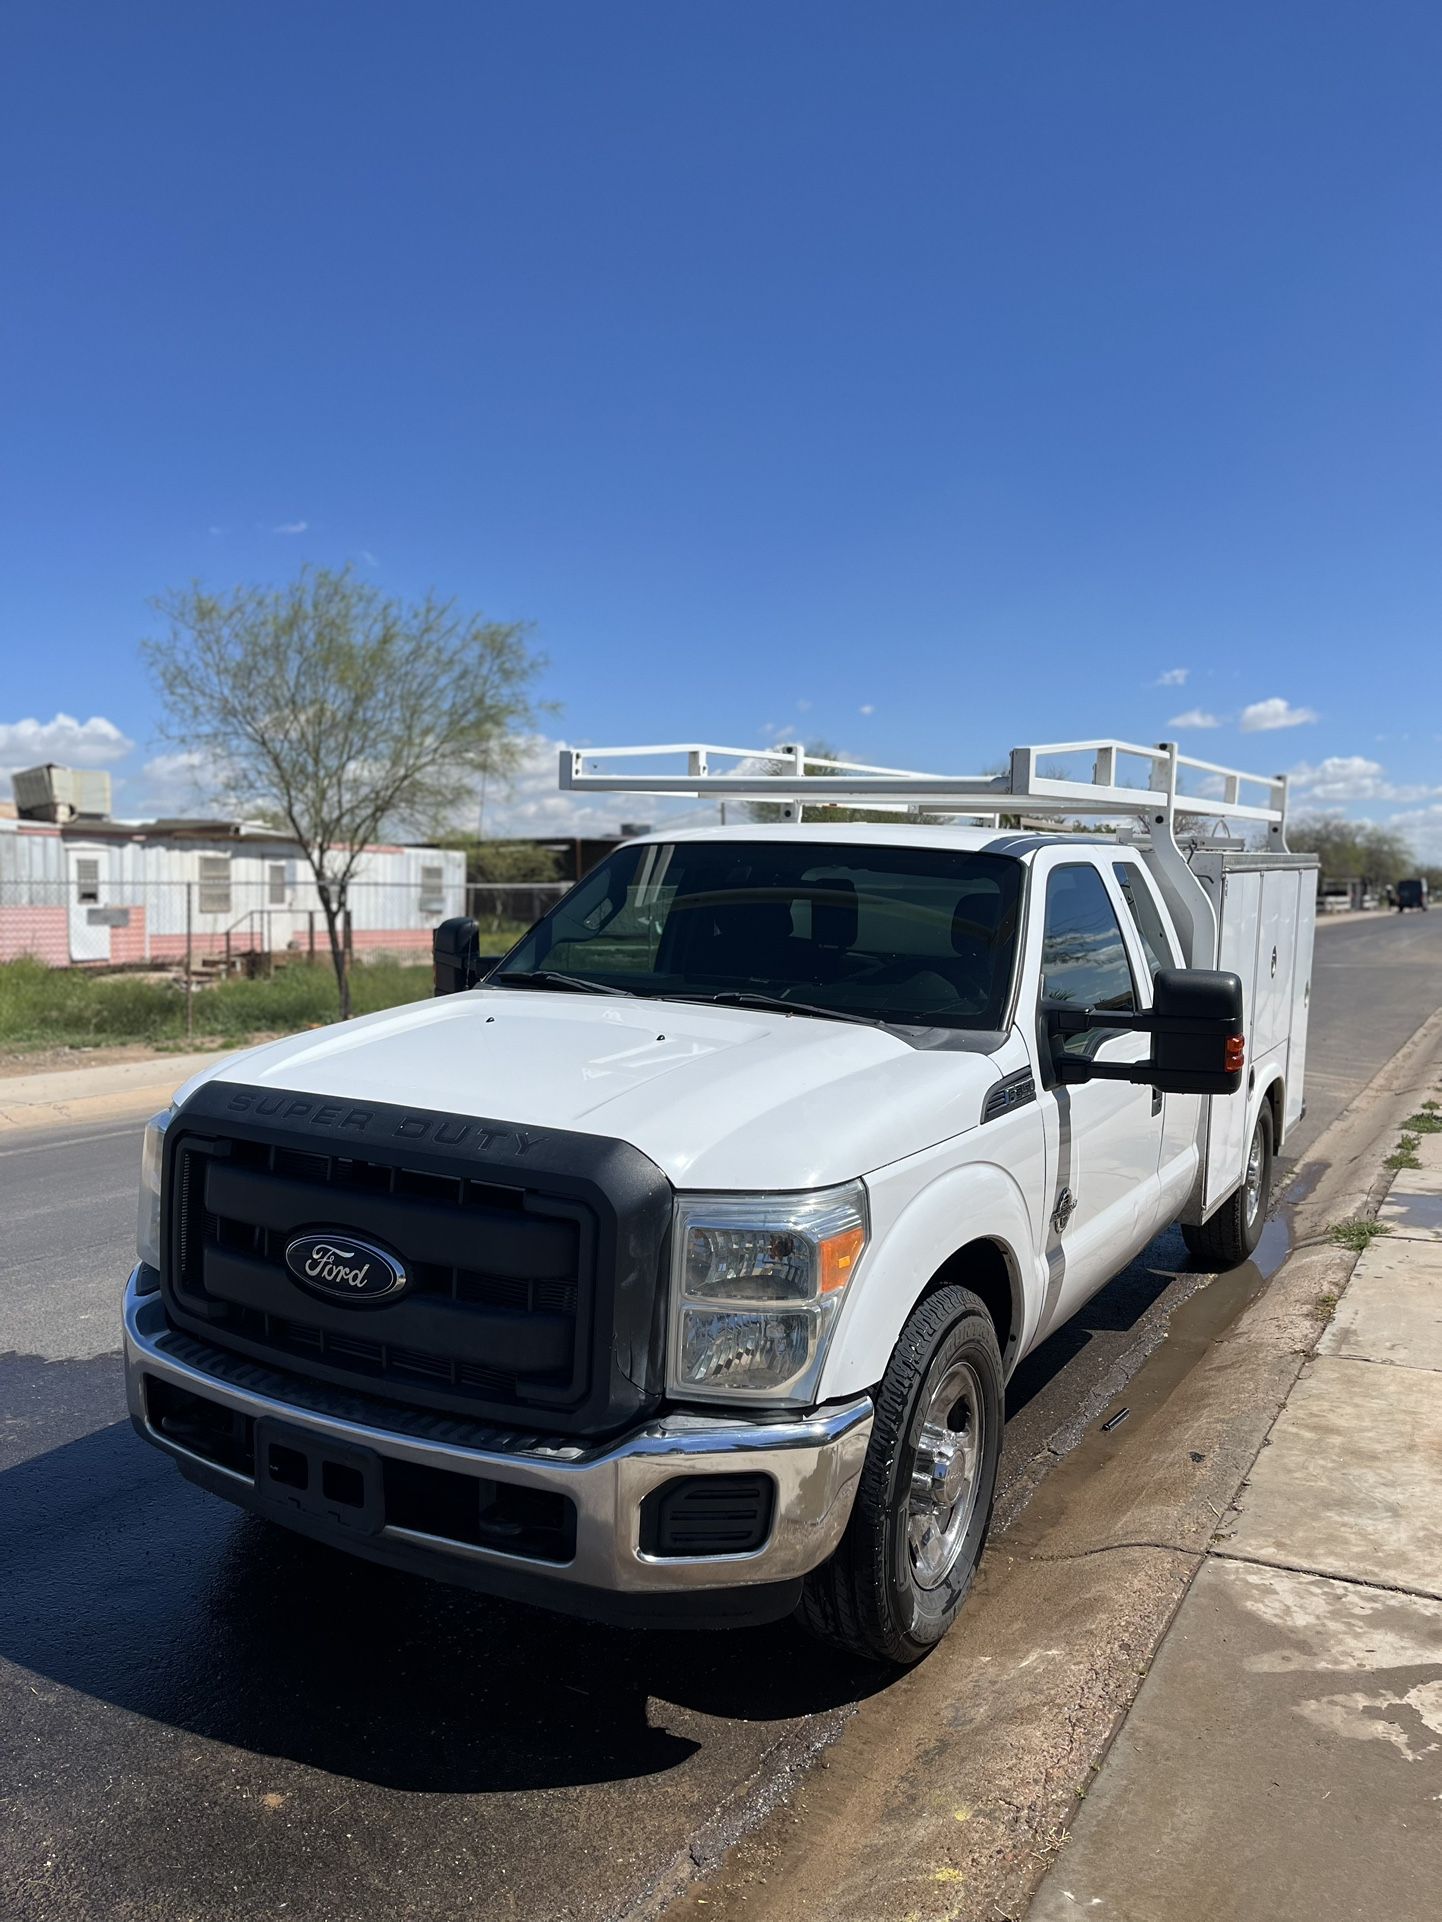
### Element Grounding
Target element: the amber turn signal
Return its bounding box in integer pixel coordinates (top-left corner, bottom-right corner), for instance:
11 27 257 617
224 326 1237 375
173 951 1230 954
819 1224 867 1294
1224 1034 1246 1073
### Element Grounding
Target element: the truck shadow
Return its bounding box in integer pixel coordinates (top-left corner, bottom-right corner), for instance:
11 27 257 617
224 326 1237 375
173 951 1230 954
0 1352 887 1796
1004 1222 1192 1419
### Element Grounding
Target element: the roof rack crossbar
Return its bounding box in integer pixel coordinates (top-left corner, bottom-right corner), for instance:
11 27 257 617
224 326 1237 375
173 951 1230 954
558 739 1290 842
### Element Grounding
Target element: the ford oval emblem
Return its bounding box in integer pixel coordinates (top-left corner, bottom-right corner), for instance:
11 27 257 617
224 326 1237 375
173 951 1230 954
284 1232 408 1304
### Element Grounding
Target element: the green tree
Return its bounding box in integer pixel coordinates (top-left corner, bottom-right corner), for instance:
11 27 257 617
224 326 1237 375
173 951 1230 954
1287 815 1415 891
449 839 565 885
144 566 543 1017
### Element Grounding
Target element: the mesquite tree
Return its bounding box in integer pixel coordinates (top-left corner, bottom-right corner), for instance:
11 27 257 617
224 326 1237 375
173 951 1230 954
145 566 542 1017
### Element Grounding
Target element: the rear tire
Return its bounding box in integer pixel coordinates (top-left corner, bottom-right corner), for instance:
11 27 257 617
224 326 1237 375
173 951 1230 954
1181 1105 1273 1270
797 1284 1004 1666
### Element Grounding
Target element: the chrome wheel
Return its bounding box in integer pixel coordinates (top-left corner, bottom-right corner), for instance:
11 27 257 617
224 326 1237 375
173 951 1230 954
1244 1119 1266 1228
907 1358 985 1590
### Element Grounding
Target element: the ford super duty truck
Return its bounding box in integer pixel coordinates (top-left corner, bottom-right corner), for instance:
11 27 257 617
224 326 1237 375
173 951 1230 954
125 738 1316 1663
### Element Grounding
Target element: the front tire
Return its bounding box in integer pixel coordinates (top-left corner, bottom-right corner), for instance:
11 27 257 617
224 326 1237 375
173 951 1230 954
1181 1104 1273 1269
797 1284 1004 1666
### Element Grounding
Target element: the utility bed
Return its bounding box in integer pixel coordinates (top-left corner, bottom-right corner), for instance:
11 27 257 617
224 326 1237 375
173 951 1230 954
1188 847 1316 1210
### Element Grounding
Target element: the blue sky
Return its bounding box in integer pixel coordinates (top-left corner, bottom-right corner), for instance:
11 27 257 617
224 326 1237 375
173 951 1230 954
1 3 1439 847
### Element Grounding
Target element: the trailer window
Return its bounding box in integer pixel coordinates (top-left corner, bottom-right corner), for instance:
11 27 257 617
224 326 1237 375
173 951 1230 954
74 858 101 905
419 864 446 914
1040 864 1137 1054
1115 863 1179 977
495 840 1024 1031
197 856 231 916
267 862 287 905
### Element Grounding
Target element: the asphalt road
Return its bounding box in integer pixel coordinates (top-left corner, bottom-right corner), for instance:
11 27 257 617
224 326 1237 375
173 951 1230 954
3 909 1440 1922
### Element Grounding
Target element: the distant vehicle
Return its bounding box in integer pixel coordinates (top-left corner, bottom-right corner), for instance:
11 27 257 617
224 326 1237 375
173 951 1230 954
1396 878 1429 912
124 738 1317 1665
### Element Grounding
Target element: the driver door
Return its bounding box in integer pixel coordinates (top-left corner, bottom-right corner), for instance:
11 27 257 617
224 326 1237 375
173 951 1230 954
1029 859 1166 1344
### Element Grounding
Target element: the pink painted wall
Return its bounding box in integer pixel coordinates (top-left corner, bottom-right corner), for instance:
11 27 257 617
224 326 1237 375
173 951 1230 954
0 905 69 965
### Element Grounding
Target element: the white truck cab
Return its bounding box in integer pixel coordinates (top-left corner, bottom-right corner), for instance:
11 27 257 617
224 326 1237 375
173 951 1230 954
124 739 1316 1662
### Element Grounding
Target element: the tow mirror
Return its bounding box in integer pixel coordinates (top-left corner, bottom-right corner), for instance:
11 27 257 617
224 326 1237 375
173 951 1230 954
433 916 483 996
1046 967 1245 1097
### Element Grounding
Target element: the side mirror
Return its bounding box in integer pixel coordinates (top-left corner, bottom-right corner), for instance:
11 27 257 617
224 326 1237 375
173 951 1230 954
1047 967 1245 1096
1146 967 1246 1094
433 916 482 996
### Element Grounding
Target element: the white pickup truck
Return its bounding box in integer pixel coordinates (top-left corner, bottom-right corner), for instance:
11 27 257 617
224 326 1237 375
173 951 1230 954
124 739 1316 1663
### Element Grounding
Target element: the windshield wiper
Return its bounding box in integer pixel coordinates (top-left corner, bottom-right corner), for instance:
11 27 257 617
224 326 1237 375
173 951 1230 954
489 970 636 997
659 989 883 1027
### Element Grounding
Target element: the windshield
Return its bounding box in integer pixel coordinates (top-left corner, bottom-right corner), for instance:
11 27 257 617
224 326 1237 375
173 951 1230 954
493 840 1023 1030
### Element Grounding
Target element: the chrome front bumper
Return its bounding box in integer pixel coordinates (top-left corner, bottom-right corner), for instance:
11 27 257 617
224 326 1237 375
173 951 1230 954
123 1270 872 1617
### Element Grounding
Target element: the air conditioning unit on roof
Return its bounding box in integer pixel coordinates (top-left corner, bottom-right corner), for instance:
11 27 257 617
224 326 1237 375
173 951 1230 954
11 764 113 823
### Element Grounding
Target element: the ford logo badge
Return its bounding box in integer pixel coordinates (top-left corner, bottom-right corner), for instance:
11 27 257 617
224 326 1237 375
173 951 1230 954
284 1233 408 1304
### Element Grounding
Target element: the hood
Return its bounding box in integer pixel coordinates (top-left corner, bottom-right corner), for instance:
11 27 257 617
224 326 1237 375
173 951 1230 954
176 988 1003 1189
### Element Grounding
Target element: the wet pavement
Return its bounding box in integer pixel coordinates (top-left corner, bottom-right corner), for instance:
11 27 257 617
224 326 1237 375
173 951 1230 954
3 909 1441 1922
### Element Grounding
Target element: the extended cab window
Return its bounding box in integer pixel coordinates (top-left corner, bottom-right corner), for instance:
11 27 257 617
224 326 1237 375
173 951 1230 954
1116 862 1178 978
496 840 1024 1030
1040 864 1137 1056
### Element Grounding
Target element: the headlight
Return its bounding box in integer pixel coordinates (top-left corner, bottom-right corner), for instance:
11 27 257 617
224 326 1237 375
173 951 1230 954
668 1183 869 1404
136 1108 172 1272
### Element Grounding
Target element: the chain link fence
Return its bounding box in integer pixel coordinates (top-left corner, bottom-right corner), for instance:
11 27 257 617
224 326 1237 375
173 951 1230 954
0 877 567 975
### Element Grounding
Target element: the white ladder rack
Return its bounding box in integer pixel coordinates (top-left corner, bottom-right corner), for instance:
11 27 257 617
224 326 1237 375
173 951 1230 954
559 739 1290 846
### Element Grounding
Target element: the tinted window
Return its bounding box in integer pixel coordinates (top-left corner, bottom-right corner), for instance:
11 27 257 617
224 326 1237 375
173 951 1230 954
1040 864 1136 1054
496 840 1024 1030
1116 862 1178 978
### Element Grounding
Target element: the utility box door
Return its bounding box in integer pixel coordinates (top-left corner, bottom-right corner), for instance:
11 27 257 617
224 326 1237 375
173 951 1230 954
1285 883 1316 1133
1253 869 1299 1058
1203 869 1261 1212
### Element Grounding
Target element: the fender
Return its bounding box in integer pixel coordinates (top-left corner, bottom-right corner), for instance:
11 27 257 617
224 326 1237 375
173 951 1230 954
818 1147 1045 1402
1252 1060 1286 1153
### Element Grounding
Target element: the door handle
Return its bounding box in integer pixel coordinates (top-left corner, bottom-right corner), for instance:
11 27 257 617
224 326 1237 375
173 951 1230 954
1151 1087 1163 1117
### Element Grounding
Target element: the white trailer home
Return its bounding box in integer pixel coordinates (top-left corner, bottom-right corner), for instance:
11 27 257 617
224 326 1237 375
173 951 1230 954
0 813 465 968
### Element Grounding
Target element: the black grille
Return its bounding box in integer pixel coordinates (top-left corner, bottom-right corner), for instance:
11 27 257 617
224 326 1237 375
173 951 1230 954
161 1081 674 1435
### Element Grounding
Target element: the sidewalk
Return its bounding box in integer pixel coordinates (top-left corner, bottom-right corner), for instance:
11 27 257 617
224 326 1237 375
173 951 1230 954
0 1048 243 1133
1314 906 1395 930
1029 1128 1442 1921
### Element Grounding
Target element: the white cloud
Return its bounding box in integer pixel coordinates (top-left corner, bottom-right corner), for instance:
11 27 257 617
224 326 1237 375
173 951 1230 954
1155 667 1189 687
1386 803 1442 863
796 698 813 713
271 520 309 535
0 712 134 776
858 703 875 716
1241 697 1318 732
125 751 211 818
1289 756 1440 805
1182 772 1228 801
1168 708 1223 729
360 549 379 567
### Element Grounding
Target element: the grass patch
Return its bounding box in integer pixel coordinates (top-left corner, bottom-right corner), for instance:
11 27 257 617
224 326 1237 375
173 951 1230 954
1313 1291 1340 1323
1386 1135 1422 1170
1402 1110 1442 1134
0 955 437 1052
1329 1218 1394 1252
